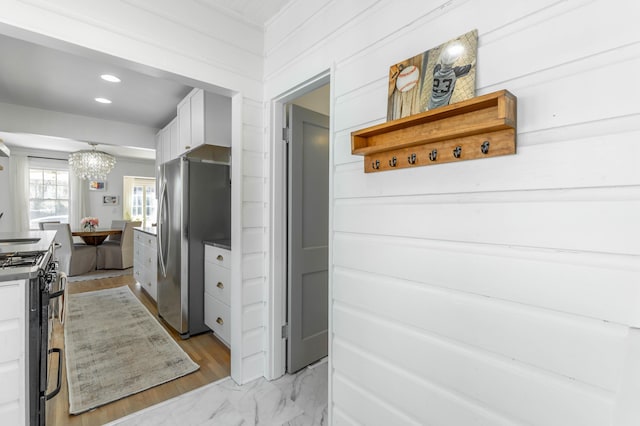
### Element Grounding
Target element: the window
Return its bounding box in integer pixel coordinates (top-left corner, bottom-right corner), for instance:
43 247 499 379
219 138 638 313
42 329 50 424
123 176 156 228
29 162 69 229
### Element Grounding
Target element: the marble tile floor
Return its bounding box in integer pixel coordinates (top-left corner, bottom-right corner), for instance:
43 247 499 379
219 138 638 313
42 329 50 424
107 359 328 426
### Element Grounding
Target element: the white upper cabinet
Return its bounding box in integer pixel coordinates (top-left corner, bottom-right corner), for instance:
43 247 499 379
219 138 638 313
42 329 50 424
177 88 231 156
159 117 177 164
169 116 179 160
155 116 178 167
156 118 177 193
155 129 162 169
156 89 231 166
177 93 191 155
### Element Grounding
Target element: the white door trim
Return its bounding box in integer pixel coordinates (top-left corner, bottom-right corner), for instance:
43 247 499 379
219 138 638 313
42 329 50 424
230 92 244 382
266 69 332 380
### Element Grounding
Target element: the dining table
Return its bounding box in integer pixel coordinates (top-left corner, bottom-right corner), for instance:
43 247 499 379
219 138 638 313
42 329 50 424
72 228 123 245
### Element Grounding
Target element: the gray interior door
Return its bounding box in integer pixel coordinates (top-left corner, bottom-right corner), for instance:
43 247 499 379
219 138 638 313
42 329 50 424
287 104 330 373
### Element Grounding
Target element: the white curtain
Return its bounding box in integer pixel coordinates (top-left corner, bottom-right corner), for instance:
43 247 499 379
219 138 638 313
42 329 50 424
69 172 88 227
122 176 134 220
9 155 30 231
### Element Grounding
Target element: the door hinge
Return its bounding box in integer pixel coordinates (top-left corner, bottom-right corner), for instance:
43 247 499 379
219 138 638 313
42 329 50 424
282 127 290 144
281 323 289 339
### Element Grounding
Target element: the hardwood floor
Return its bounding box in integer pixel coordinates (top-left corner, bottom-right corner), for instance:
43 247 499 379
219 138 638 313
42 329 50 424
46 274 231 426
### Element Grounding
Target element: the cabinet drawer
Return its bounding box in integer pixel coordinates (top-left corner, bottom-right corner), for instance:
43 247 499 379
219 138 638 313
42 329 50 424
133 264 143 282
136 267 157 301
0 362 20 404
149 251 157 274
204 293 230 345
135 263 148 283
135 230 156 249
134 247 143 263
205 245 230 268
144 234 156 250
144 251 157 270
0 283 21 322
142 271 156 301
0 325 21 363
204 263 230 305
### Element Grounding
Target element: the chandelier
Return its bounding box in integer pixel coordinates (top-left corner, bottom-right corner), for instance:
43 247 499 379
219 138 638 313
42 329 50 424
68 142 116 180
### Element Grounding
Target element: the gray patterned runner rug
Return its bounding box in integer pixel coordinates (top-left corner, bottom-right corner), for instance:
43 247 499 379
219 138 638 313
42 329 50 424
64 285 199 414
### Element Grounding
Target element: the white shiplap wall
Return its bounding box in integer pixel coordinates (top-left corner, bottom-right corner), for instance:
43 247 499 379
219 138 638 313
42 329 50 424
0 0 267 384
265 0 640 424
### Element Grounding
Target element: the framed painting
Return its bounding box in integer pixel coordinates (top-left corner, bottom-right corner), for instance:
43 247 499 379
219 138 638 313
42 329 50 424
102 195 119 205
387 29 478 121
89 180 106 191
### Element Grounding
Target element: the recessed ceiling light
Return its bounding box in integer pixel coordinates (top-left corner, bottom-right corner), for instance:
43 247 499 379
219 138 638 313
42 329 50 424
101 74 121 83
95 97 112 104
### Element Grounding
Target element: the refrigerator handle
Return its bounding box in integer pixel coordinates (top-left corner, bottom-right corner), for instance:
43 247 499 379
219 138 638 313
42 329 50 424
158 180 168 278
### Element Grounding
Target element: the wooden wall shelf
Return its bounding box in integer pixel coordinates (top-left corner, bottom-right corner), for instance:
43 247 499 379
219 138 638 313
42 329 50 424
351 90 517 173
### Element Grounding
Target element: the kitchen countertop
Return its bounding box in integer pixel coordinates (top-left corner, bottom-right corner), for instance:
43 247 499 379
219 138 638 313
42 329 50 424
203 239 231 250
134 226 157 236
0 230 56 255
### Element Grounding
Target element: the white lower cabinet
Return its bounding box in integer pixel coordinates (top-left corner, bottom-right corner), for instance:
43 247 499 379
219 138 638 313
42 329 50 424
133 229 157 302
0 279 26 426
204 244 231 346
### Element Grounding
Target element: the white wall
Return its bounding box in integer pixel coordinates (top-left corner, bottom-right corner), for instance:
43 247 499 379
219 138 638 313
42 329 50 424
85 158 155 227
265 0 640 424
0 0 266 384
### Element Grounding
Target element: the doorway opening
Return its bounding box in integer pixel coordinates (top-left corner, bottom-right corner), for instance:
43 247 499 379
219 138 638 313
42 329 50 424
269 72 331 378
0 26 236 425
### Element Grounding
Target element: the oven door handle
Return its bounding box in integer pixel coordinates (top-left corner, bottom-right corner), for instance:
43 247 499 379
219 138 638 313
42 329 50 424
45 348 63 400
48 273 66 299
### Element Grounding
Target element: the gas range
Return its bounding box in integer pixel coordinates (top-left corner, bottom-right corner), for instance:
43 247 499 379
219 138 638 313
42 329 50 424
0 231 62 426
0 232 56 281
0 251 46 268
0 249 52 281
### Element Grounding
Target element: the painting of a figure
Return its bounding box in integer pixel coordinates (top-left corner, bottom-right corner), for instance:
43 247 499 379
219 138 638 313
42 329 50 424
387 29 478 121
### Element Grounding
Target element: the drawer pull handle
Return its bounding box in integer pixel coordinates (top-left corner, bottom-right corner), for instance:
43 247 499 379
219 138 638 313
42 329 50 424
217 282 224 289
216 255 224 261
216 317 224 325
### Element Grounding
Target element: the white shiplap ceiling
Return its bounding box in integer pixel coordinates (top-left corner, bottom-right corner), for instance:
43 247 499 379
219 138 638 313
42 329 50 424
201 0 290 26
0 0 290 160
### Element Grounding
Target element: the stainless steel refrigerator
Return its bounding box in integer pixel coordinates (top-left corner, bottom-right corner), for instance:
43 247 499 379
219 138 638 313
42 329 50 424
157 156 231 338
